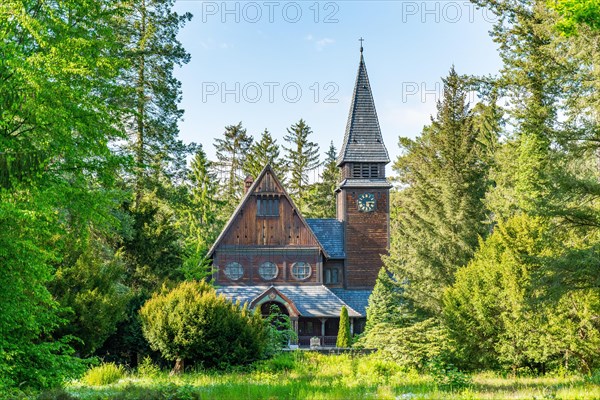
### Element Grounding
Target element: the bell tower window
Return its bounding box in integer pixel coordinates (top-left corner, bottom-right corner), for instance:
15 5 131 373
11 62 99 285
352 163 381 179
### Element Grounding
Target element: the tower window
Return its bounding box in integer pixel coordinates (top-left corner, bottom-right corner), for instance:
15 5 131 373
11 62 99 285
352 163 380 178
257 197 279 216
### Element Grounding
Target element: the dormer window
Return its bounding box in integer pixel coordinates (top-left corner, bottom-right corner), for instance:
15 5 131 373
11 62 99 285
257 197 279 217
352 163 381 179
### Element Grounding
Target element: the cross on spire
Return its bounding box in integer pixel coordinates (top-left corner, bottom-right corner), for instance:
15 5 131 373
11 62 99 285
359 37 364 53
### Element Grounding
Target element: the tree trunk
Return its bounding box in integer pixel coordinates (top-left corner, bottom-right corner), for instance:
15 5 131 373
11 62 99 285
170 358 184 375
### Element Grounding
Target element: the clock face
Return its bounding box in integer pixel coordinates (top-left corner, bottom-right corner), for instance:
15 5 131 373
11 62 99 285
357 193 376 212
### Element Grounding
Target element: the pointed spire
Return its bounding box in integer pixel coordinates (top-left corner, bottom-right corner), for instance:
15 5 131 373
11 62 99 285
337 45 390 167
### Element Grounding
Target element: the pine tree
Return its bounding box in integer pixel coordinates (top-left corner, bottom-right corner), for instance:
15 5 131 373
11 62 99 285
244 129 287 180
117 0 195 203
304 142 338 219
283 119 320 209
336 306 351 348
388 67 493 314
214 122 254 205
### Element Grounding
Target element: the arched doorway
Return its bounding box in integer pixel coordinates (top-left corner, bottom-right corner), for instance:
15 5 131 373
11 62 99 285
260 301 293 347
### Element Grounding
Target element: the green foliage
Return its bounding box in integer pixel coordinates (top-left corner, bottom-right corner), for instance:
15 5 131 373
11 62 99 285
388 67 494 314
336 307 351 348
428 358 472 391
122 193 186 291
444 215 600 372
138 356 161 378
262 305 297 356
365 267 417 332
0 0 129 390
179 147 223 280
52 353 600 399
50 237 131 357
550 0 600 35
283 119 320 210
214 122 254 207
82 363 126 386
139 281 269 370
244 129 287 182
95 293 154 367
303 142 338 219
358 318 452 370
116 0 194 198
253 352 296 373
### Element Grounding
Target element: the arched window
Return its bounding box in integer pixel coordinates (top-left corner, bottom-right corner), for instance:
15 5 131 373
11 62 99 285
224 262 244 280
291 262 311 280
259 262 278 280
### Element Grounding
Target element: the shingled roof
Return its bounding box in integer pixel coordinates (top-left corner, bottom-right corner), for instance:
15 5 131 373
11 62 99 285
337 50 390 166
330 288 372 316
216 285 363 317
305 219 345 259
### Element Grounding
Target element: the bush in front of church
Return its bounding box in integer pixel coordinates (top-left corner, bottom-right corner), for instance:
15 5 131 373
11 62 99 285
336 306 352 347
139 280 269 372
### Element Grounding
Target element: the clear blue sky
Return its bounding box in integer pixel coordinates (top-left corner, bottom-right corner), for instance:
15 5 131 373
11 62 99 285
173 0 502 177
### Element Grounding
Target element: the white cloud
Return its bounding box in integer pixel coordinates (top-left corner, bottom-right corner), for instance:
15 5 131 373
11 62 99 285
316 38 335 51
305 34 314 41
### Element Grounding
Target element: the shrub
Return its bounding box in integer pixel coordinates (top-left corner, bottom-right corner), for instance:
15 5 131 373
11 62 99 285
357 318 453 370
139 280 269 372
262 304 297 356
82 362 125 386
336 306 351 348
587 369 600 385
428 358 471 391
137 356 161 378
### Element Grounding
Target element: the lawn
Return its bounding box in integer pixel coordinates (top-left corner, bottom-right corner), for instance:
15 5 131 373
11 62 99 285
33 352 600 400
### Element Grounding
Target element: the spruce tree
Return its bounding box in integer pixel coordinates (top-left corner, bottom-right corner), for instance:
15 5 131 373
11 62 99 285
244 129 287 180
365 267 416 332
336 306 351 348
180 147 224 279
304 142 338 219
388 67 493 314
214 122 254 205
283 119 320 209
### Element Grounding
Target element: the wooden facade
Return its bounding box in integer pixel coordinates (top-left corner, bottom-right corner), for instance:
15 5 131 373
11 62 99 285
338 188 389 288
211 168 327 286
210 48 390 345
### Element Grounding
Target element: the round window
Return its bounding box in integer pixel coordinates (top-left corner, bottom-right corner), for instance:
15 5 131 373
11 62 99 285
291 262 311 280
259 262 278 280
224 262 243 280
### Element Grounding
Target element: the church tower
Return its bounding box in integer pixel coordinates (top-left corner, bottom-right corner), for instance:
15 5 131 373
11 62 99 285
337 44 391 289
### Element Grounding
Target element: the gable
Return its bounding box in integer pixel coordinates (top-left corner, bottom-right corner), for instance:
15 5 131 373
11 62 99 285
207 165 328 257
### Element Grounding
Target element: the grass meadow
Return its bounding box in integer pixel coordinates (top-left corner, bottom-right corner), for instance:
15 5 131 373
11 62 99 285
30 352 600 400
